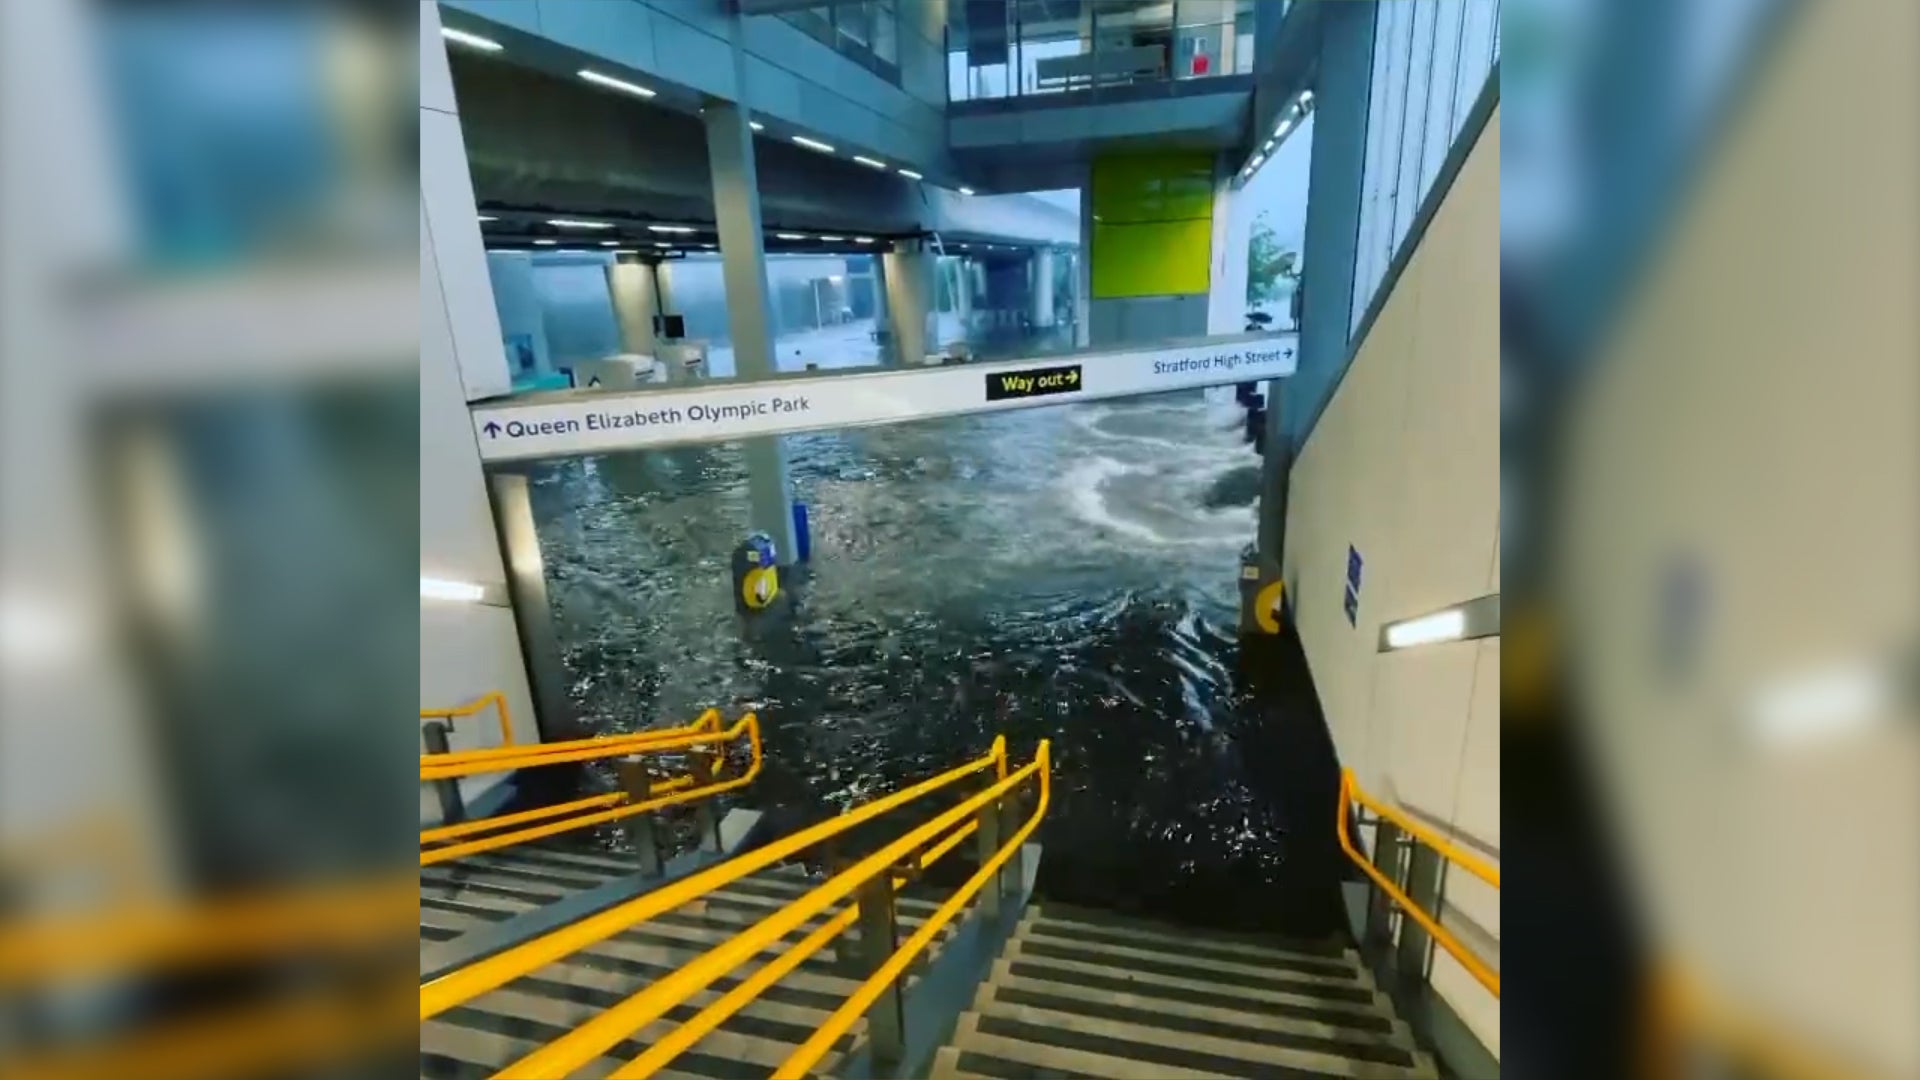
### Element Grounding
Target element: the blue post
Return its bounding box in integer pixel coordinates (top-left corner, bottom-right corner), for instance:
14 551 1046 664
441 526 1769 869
792 501 812 563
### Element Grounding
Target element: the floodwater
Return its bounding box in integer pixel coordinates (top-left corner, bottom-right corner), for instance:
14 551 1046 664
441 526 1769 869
526 388 1338 930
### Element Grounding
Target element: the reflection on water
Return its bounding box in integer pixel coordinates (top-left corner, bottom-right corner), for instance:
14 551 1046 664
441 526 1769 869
527 389 1334 930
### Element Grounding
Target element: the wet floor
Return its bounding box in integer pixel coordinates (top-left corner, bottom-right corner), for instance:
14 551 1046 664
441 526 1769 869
525 387 1347 935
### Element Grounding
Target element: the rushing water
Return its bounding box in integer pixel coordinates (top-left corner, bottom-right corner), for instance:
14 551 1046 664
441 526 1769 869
526 388 1336 930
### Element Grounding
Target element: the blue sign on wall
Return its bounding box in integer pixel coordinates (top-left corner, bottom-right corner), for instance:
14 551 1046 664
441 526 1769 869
1344 544 1363 627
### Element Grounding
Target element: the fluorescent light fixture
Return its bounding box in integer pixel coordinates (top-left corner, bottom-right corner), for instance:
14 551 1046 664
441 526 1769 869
958 187 976 196
819 235 844 241
478 215 498 223
548 218 613 229
775 232 807 240
578 69 656 98
896 168 923 180
1383 609 1467 650
421 577 486 602
853 236 874 243
853 156 887 169
647 225 695 234
1749 662 1892 749
533 239 557 246
750 121 765 132
441 27 503 51
792 135 835 153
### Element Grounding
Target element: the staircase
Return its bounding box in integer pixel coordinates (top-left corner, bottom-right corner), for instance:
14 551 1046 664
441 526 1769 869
419 849 957 1079
931 902 1438 1080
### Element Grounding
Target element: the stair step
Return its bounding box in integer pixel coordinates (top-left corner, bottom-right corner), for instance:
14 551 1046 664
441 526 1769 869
420 871 573 906
1004 937 1379 1005
972 1006 1437 1079
1015 919 1367 991
1024 907 1357 972
1029 903 1348 959
974 980 1424 1073
717 872 945 914
424 856 609 892
947 1012 1226 1079
984 959 1413 1047
998 949 1391 1021
427 989 848 1078
929 1043 1060 1080
414 906 865 998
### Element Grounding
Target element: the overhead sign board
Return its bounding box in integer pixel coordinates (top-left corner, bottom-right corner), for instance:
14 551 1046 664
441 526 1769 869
470 333 1297 462
985 363 1082 402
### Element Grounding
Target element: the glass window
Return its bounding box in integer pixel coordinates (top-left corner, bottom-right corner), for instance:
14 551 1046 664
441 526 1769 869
871 0 898 65
837 1 870 48
1350 0 1500 332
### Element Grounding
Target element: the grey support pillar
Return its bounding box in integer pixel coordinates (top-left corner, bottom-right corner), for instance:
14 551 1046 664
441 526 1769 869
606 255 660 356
703 100 797 561
870 255 894 364
489 472 575 739
1031 248 1056 327
883 239 934 365
652 261 677 321
1257 1 1375 572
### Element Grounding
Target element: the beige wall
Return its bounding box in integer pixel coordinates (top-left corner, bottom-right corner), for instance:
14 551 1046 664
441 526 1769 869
1562 2 1917 1074
1280 108 1501 1054
421 1 538 822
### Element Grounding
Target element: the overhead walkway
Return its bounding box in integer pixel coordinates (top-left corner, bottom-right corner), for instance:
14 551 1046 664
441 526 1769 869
415 701 1497 1079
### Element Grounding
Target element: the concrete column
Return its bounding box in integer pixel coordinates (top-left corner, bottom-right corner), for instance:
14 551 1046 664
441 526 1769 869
652 261 677 320
953 255 973 335
1031 248 1056 327
883 239 934 365
1075 178 1093 347
703 99 796 561
605 256 659 356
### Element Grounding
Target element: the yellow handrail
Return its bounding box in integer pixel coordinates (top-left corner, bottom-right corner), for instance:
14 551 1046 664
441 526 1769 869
420 736 1008 1021
419 709 719 770
496 751 1047 1076
420 714 734 782
1336 768 1500 996
772 741 1053 1078
419 715 760 867
619 814 998 1078
418 792 630 846
421 691 515 746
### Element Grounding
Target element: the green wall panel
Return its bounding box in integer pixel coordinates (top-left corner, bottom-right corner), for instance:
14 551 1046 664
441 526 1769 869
1090 152 1215 298
1091 219 1214 298
1091 153 1216 223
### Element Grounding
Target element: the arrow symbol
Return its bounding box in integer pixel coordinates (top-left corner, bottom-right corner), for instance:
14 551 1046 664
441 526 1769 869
482 421 502 438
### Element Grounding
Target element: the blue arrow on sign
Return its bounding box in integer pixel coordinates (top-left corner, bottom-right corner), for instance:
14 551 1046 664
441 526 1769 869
482 421 502 438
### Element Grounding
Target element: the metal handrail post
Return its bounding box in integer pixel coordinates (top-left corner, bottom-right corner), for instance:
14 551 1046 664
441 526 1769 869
689 748 722 854
421 721 466 825
614 755 663 878
974 779 1003 921
853 873 905 1065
